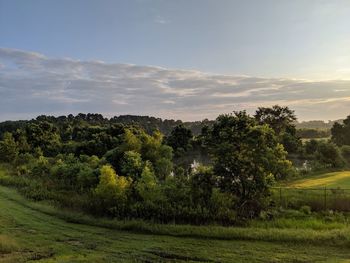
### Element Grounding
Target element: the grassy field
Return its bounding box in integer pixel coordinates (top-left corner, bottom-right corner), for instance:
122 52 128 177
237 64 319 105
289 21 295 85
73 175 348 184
1 187 350 261
273 171 350 211
2 165 350 262
286 171 350 188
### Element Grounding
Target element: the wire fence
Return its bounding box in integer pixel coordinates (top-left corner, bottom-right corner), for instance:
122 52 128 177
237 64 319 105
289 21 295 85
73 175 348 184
271 187 350 211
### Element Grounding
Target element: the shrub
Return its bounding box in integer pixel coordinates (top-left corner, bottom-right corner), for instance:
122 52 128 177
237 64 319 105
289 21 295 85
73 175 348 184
300 205 311 215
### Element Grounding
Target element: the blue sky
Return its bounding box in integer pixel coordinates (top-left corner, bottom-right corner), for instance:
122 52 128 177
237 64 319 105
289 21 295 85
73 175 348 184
1 0 350 121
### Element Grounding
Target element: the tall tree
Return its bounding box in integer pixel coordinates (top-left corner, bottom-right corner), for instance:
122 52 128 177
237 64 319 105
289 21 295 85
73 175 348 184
255 105 300 153
255 105 297 135
166 125 193 153
205 111 293 215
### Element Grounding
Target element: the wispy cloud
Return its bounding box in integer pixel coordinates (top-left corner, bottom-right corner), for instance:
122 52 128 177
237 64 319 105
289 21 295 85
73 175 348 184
1 47 350 121
154 15 169 24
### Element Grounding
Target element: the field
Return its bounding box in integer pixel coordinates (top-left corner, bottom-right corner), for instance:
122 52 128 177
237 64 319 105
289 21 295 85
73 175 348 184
2 166 350 262
1 186 350 262
273 171 350 211
286 171 350 189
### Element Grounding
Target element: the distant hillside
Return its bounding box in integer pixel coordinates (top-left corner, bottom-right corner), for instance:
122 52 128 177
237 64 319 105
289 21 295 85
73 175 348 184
295 120 342 130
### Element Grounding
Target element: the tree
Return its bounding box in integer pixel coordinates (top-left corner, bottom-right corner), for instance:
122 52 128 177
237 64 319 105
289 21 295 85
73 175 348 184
0 132 18 163
304 139 319 156
166 125 193 154
121 129 142 153
340 145 350 164
25 121 61 156
331 117 350 146
120 151 143 179
255 105 296 135
135 161 162 203
95 165 132 215
77 166 97 191
255 105 300 153
190 165 216 206
141 130 173 179
205 111 292 215
315 141 344 168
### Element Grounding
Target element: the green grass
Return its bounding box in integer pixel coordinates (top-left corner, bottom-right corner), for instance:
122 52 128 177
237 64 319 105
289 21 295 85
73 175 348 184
286 171 350 189
1 187 350 261
2 166 350 262
273 171 350 211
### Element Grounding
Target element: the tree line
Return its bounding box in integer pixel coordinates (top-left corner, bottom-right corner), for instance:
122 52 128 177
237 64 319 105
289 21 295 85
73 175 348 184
0 106 349 224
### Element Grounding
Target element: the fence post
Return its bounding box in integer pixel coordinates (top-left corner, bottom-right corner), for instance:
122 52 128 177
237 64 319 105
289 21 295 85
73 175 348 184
324 186 327 210
279 187 282 207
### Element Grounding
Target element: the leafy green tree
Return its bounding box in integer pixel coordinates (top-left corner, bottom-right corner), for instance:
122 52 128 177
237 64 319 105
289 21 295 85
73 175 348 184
166 125 193 155
95 165 132 215
302 140 344 169
331 117 350 146
315 141 344 168
141 130 173 179
25 121 61 156
121 129 142 153
304 139 319 156
77 166 97 191
0 132 18 162
135 162 162 203
15 130 30 153
205 111 291 214
120 151 143 179
255 105 300 153
190 166 216 206
255 105 297 135
340 145 350 163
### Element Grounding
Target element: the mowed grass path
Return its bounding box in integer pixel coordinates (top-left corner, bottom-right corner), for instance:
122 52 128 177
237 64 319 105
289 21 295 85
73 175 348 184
286 171 350 188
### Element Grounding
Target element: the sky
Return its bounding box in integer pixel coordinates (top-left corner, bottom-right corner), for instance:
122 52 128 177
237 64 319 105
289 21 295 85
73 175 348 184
1 0 350 121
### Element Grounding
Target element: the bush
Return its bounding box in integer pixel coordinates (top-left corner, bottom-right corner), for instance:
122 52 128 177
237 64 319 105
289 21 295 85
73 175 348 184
300 205 311 215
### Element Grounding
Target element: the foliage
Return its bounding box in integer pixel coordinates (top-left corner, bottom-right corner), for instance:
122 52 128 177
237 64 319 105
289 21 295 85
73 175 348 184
205 111 292 216
94 165 132 216
135 161 162 203
0 108 305 223
120 151 143 179
296 128 330 139
166 125 193 156
331 116 350 146
0 132 18 163
255 105 301 153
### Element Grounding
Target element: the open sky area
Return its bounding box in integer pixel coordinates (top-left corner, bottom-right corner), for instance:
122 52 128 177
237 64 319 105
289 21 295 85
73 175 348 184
1 0 350 121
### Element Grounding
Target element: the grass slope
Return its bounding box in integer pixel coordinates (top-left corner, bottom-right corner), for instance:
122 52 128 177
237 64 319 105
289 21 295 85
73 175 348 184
1 187 350 262
286 171 350 188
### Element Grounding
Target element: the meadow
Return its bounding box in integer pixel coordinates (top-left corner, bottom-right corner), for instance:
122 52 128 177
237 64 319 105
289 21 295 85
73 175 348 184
286 171 350 189
2 185 350 262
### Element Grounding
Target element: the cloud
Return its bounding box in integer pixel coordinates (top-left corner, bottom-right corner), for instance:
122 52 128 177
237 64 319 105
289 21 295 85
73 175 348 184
154 15 170 24
1 47 350 121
